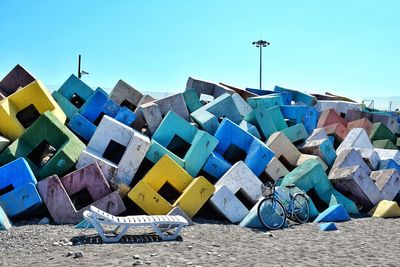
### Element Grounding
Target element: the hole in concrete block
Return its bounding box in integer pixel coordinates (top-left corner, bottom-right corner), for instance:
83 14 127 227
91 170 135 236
166 135 191 159
16 104 41 128
158 182 181 204
120 98 137 112
223 144 247 165
70 188 94 211
235 188 254 210
93 112 106 126
277 155 295 172
103 140 126 165
0 184 14 197
306 188 328 212
27 140 57 169
70 93 85 108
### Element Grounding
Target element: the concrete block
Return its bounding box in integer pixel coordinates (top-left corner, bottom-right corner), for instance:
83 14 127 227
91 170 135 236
299 138 336 167
274 85 317 106
128 155 214 218
280 159 359 214
247 94 283 109
312 92 356 102
266 132 302 167
77 115 150 188
279 123 308 143
379 159 400 171
37 163 126 224
369 200 400 218
373 139 398 150
145 111 218 177
68 88 137 142
183 88 203 113
167 206 194 226
0 158 42 217
323 122 349 143
397 138 400 147
280 105 318 134
307 128 329 142
245 107 281 140
186 77 233 98
51 74 94 119
329 165 381 210
331 149 372 176
347 118 373 136
359 149 380 170
319 222 338 231
317 109 348 128
374 149 400 165
297 154 328 171
239 121 261 139
239 199 264 229
191 93 243 135
210 185 249 223
264 157 289 181
0 206 12 230
316 100 363 115
232 93 253 118
0 64 36 97
336 128 373 155
0 136 10 152
0 111 85 180
203 118 274 179
370 169 400 200
140 93 190 135
0 80 66 141
314 204 350 222
369 122 397 143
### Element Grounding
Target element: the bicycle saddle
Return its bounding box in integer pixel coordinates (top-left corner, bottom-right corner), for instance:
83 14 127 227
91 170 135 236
285 184 296 189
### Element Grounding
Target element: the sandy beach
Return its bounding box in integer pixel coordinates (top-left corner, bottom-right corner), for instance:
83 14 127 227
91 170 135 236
1 217 399 266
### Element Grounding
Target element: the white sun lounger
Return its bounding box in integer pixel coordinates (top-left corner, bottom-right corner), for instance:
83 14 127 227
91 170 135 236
83 206 188 243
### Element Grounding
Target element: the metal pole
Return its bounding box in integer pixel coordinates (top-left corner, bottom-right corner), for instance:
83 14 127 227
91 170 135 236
259 45 262 90
78 55 82 79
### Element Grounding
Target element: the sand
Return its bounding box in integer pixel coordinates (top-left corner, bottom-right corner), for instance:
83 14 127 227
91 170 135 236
0 217 399 266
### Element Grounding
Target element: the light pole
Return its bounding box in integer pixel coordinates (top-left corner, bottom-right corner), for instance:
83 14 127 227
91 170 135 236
77 54 89 79
252 40 270 89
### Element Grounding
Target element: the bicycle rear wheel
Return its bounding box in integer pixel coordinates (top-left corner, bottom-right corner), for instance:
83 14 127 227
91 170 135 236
257 197 286 230
293 193 310 223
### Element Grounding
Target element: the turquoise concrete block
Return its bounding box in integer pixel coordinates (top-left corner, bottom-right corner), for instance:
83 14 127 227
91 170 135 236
145 111 219 177
183 88 203 113
245 88 292 105
239 121 262 139
319 222 338 231
277 186 319 219
319 138 337 166
0 206 11 230
247 94 283 109
280 123 308 143
280 159 359 214
314 204 350 223
245 106 288 140
190 93 243 135
274 86 317 106
52 74 94 120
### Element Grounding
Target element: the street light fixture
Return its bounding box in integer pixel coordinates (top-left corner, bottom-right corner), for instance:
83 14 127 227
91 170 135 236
252 40 270 90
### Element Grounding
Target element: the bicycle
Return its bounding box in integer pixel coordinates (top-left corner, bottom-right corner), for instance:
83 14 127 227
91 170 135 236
257 181 310 230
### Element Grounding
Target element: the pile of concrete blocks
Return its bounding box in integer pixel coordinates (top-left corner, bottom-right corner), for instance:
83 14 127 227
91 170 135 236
1 64 400 232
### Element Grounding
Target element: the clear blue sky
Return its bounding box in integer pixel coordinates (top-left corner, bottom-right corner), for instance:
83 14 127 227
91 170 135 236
0 1 399 101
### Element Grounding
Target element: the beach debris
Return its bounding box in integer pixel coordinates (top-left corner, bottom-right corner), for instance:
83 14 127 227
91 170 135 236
314 204 350 223
319 222 338 231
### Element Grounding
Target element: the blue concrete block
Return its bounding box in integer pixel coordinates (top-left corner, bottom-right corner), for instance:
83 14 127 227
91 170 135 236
202 152 231 178
245 88 292 105
314 204 350 223
239 121 262 139
0 206 12 230
79 88 109 123
145 111 219 177
274 86 317 106
319 222 338 231
379 159 400 171
203 118 274 179
328 136 335 146
280 105 318 134
240 200 288 230
0 158 42 217
67 114 97 141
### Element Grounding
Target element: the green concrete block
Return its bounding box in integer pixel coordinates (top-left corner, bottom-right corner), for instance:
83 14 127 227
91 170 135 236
369 123 396 143
280 123 308 143
373 139 398 150
0 111 86 180
183 88 203 113
280 159 359 214
246 95 283 109
268 106 287 131
51 91 79 120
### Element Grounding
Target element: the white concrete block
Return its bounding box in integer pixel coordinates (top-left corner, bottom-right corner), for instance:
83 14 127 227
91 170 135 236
330 149 371 175
297 154 328 171
264 157 289 181
336 128 373 154
306 128 329 142
215 161 263 203
316 100 363 114
209 185 249 223
358 149 380 170
371 169 400 200
374 149 400 165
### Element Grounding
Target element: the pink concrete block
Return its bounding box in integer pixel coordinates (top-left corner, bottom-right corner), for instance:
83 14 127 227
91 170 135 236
37 163 126 224
318 109 348 128
347 118 373 136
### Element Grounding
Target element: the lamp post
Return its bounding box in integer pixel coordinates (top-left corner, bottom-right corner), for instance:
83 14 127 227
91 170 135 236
77 54 89 79
252 40 270 90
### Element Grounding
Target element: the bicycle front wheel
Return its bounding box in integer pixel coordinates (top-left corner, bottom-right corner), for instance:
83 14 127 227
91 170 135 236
293 193 310 223
257 197 286 230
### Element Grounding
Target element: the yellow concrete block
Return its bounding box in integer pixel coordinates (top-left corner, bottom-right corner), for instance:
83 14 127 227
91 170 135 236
266 132 301 167
0 80 66 140
127 180 173 215
369 200 400 218
174 176 215 218
264 157 289 181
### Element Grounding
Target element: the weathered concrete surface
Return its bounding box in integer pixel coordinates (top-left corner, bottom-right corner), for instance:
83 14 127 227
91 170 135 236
37 163 126 224
336 128 373 155
370 169 400 201
264 157 289 181
347 118 373 136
